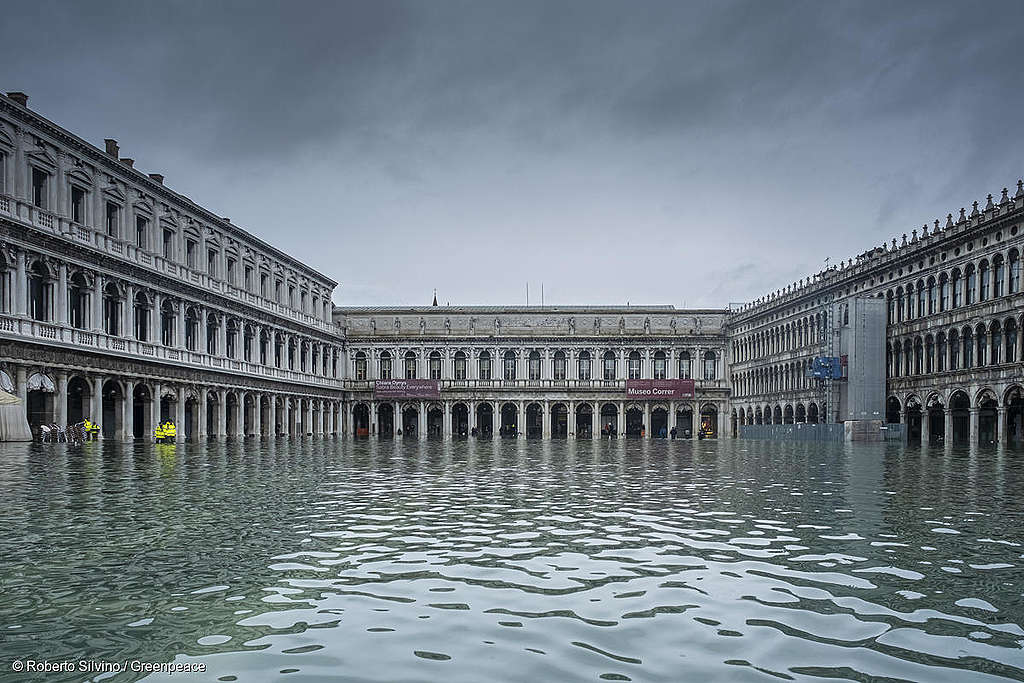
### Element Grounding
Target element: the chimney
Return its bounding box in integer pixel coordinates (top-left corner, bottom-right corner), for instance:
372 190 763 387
121 158 134 168
6 92 28 107
148 173 164 184
104 139 119 158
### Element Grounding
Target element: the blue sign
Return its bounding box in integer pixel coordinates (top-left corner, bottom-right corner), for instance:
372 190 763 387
809 356 842 379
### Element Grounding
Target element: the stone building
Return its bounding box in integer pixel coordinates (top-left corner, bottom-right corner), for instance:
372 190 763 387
729 183 1024 444
336 306 730 439
2 90 1021 444
0 91 345 440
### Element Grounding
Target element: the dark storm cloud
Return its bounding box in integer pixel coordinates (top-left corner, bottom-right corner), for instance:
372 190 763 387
2 1 1022 306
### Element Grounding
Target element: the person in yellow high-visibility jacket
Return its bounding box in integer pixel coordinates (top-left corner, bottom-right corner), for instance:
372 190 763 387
154 422 165 442
165 422 176 441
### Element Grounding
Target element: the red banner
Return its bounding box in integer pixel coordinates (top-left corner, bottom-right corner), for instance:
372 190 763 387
374 379 440 399
625 379 695 399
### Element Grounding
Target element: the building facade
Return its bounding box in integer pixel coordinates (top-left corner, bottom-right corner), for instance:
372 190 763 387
729 184 1024 444
2 90 1022 444
0 92 345 441
336 307 730 439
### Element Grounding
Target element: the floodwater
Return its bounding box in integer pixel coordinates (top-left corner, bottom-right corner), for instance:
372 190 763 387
0 437 1023 682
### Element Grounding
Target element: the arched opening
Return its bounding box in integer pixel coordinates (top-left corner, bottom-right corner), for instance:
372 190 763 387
676 405 693 437
476 403 493 437
101 379 123 439
453 351 468 381
625 405 644 437
28 260 54 321
602 351 617 380
886 396 901 424
429 351 442 380
67 376 90 425
500 402 518 436
378 403 395 438
186 393 200 439
69 271 89 329
206 391 219 437
243 394 255 435
575 403 593 438
754 407 763 426
452 403 469 437
653 351 667 380
795 403 806 423
651 406 668 437
1006 387 1024 443
905 396 922 444
772 405 783 425
427 404 443 437
503 350 517 380
703 350 717 380
103 282 122 336
225 392 240 436
133 291 151 341
627 351 642 379
353 403 370 437
552 351 566 381
550 403 568 437
132 384 151 438
926 394 945 443
26 372 55 434
402 405 419 437
525 402 543 437
978 392 998 444
950 392 970 444
600 403 619 436
699 404 718 438
783 405 794 424
807 403 819 424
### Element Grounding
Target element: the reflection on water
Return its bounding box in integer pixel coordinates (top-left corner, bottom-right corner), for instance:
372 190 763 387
1 438 1023 682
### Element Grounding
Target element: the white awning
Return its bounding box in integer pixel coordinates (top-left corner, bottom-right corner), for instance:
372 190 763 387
27 372 55 393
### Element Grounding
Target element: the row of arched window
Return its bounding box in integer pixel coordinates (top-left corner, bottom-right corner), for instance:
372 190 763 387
886 249 1021 324
733 313 826 362
352 349 719 382
887 317 1021 378
1 254 340 377
731 358 817 397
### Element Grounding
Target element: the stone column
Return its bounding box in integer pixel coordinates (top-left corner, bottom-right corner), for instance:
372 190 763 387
568 400 575 437
90 374 103 439
57 262 68 326
669 400 676 433
121 379 135 440
591 402 598 438
443 400 452 439
176 301 185 348
175 387 186 442
542 400 551 439
923 409 932 444
269 396 278 437
305 400 313 436
418 400 427 439
253 394 262 438
518 400 526 437
54 371 68 427
199 310 208 354
469 400 477 435
92 273 103 332
217 390 227 438
944 406 953 444
969 407 979 445
282 399 292 437
14 250 26 317
150 382 162 440
619 401 625 436
643 403 651 438
997 407 1006 444
198 387 209 439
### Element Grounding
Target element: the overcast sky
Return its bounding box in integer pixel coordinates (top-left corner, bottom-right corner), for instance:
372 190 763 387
3 1 1022 308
